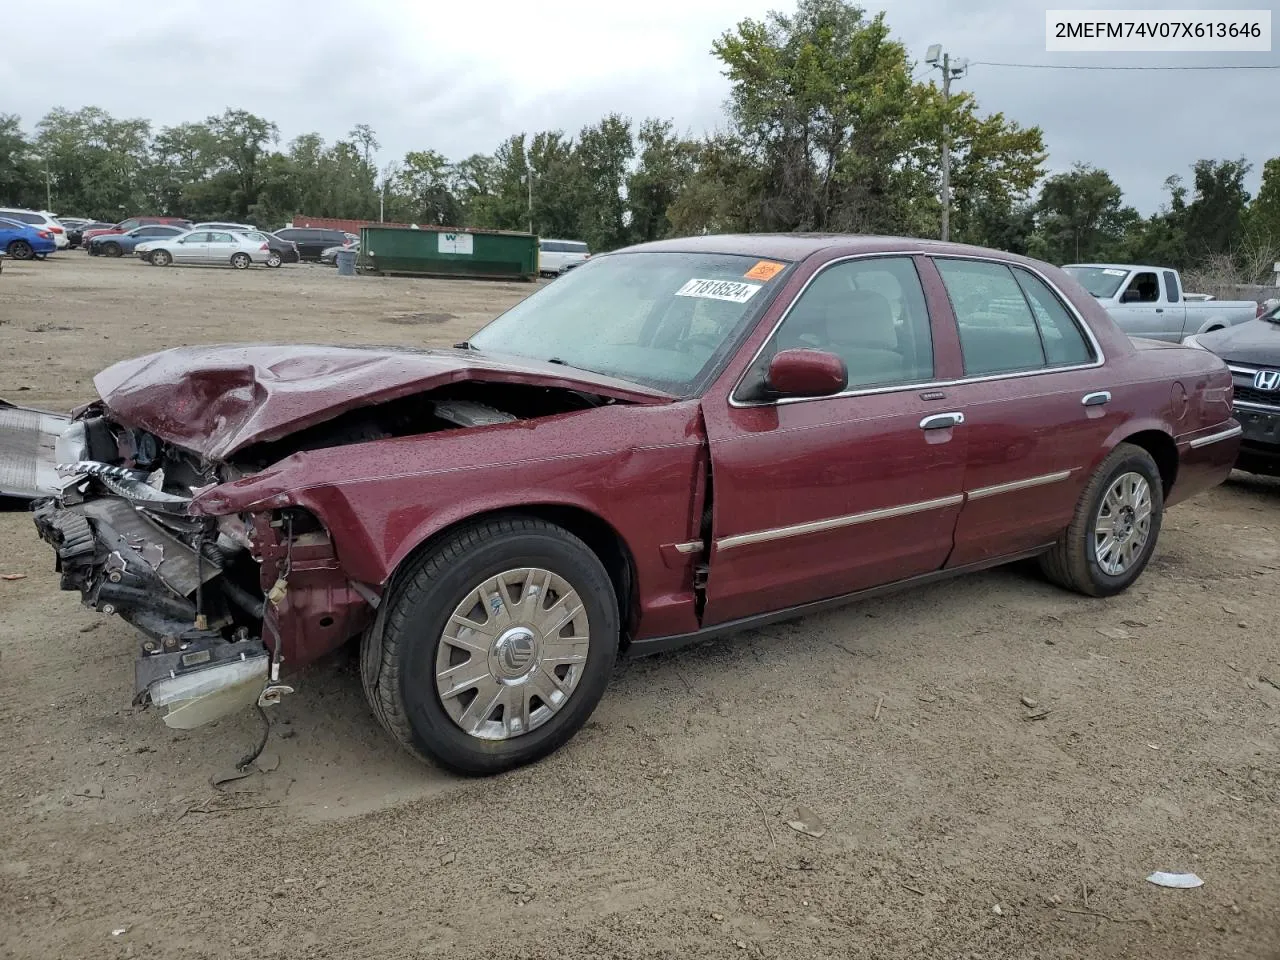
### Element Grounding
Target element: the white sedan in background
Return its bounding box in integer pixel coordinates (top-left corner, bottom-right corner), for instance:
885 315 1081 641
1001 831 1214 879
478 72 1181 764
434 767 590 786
136 229 273 269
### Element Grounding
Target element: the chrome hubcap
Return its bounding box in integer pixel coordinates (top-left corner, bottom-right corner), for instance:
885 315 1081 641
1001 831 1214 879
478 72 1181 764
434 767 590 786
1094 471 1153 576
435 567 590 741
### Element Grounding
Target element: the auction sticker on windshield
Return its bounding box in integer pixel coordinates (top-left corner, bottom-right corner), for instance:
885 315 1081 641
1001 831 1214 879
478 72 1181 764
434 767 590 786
675 278 763 303
1103 268 1128 276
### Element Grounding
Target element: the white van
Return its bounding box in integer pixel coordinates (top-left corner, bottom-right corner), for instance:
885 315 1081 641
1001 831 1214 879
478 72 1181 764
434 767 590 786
538 238 590 276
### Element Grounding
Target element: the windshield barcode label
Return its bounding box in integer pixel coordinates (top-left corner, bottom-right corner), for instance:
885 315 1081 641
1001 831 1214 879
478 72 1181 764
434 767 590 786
675 278 762 303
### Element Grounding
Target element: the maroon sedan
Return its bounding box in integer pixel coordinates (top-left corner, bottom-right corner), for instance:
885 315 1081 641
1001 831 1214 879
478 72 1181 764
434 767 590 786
31 234 1240 773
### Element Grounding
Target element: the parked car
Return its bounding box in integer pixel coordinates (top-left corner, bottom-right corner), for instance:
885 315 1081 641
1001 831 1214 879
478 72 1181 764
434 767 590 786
87 224 186 258
192 221 256 232
135 229 274 269
55 217 91 245
274 227 353 261
538 238 590 276
1183 300 1280 475
1063 264 1259 341
66 220 114 248
23 235 1239 774
320 239 358 265
0 216 58 260
0 208 69 249
237 229 299 267
82 216 192 246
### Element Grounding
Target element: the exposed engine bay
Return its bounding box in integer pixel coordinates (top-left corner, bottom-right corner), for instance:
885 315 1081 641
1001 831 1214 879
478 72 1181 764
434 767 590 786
30 381 608 730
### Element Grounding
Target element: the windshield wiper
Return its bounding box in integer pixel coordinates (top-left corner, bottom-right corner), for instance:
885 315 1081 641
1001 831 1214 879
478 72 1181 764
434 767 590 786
546 357 567 365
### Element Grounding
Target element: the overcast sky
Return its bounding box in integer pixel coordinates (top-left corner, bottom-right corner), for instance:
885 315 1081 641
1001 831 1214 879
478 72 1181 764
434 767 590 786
4 0 1276 215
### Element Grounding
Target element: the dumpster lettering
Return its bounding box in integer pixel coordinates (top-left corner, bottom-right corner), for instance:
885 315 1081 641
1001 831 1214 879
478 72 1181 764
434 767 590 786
439 233 474 255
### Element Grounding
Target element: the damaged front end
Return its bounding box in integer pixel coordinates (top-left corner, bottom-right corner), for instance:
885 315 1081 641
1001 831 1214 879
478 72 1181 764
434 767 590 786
30 411 366 730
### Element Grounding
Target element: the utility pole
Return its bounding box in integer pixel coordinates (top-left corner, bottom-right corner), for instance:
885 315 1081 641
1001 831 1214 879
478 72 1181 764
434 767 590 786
925 45 967 242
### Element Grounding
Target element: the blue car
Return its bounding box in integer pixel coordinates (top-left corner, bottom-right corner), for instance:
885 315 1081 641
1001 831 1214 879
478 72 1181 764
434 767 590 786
87 224 187 258
0 217 57 261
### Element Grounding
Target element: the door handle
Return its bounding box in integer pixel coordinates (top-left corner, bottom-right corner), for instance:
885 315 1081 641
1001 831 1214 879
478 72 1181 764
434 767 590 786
920 412 965 430
1155 308 1164 313
1081 391 1111 407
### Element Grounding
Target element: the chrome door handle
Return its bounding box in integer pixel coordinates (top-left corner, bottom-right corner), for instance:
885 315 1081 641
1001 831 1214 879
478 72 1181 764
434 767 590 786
1081 391 1111 407
920 412 965 430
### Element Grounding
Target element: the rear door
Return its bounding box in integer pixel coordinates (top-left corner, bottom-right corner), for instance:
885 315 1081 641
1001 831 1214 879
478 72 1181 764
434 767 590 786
700 254 968 625
925 256 1117 566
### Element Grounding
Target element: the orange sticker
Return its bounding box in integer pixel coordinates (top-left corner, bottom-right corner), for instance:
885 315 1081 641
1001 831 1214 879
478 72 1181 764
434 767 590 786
744 260 785 281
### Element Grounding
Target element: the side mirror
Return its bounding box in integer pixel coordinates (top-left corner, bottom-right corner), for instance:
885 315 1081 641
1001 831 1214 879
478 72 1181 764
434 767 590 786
765 348 848 398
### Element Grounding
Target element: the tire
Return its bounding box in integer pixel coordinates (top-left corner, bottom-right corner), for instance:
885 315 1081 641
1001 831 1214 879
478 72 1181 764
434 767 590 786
7 240 33 261
266 252 282 268
361 516 618 775
230 252 251 269
103 241 122 258
1039 442 1164 597
150 249 172 267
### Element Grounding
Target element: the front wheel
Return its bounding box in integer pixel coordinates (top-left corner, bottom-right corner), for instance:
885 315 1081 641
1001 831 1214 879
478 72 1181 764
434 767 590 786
361 516 618 775
230 252 251 269
7 240 33 260
103 241 122 258
1039 442 1164 597
150 249 172 267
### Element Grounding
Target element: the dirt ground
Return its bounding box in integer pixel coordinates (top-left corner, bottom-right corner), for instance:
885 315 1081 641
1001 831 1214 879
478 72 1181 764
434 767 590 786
1 255 1278 960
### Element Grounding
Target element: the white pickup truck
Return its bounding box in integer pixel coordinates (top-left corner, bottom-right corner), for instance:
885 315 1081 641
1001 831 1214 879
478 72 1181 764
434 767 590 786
1062 263 1259 342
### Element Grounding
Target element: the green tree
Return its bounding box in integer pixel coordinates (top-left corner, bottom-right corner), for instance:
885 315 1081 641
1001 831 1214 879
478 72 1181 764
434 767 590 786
394 149 461 225
1031 163 1134 263
1247 157 1280 241
573 114 634 251
33 107 152 219
1184 158 1251 260
0 114 40 208
627 119 696 243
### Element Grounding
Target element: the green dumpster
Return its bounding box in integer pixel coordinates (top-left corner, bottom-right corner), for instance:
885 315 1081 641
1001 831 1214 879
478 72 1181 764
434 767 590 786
358 226 538 281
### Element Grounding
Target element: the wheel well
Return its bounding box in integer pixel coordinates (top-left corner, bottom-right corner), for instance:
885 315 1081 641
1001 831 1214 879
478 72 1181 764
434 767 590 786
394 505 638 644
1122 430 1178 497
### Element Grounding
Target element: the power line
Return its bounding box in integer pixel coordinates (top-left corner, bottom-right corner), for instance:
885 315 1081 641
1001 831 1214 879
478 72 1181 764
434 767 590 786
972 60 1280 70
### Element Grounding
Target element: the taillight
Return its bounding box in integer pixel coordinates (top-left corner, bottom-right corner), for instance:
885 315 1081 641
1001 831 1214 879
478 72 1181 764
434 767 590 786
38 230 52 239
260 243 269 250
49 225 64 233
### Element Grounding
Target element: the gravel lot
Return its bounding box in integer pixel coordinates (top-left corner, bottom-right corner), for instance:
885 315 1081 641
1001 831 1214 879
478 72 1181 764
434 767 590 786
1 255 1278 959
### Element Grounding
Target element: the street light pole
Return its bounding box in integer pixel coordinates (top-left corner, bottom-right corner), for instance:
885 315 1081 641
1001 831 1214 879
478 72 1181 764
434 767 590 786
925 45 967 242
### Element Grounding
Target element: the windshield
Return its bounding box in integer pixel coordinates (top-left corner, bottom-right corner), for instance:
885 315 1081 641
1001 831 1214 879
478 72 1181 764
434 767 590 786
468 251 792 394
1062 265 1130 298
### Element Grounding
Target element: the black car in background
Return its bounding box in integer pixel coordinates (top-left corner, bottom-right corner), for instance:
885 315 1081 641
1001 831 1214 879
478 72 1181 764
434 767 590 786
71 223 116 248
239 229 300 266
273 227 352 262
1184 302 1280 476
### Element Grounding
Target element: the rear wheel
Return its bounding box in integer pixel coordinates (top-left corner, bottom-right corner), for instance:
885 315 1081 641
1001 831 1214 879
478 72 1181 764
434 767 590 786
265 252 282 268
361 516 618 775
150 249 172 267
230 252 251 269
7 239 33 260
102 241 122 258
1039 442 1164 597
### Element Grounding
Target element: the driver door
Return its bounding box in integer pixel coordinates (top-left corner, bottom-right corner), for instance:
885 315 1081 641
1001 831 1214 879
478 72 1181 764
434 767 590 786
1110 270 1173 340
173 231 209 262
699 255 968 625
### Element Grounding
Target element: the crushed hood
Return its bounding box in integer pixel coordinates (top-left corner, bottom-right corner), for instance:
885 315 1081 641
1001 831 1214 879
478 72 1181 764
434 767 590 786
94 343 673 460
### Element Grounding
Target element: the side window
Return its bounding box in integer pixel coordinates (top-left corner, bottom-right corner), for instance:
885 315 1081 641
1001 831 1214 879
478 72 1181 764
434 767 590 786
1011 268 1095 366
209 232 234 243
182 232 209 243
935 258 1046 375
119 219 140 230
1122 271 1159 303
1163 270 1180 303
139 227 166 237
770 256 934 390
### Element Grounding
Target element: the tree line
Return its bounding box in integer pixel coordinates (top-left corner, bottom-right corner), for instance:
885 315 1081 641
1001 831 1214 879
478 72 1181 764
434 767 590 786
1 0 1276 280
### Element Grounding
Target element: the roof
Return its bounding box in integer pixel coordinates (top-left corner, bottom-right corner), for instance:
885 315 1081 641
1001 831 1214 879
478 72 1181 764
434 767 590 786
1063 263 1170 274
618 233 1053 265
